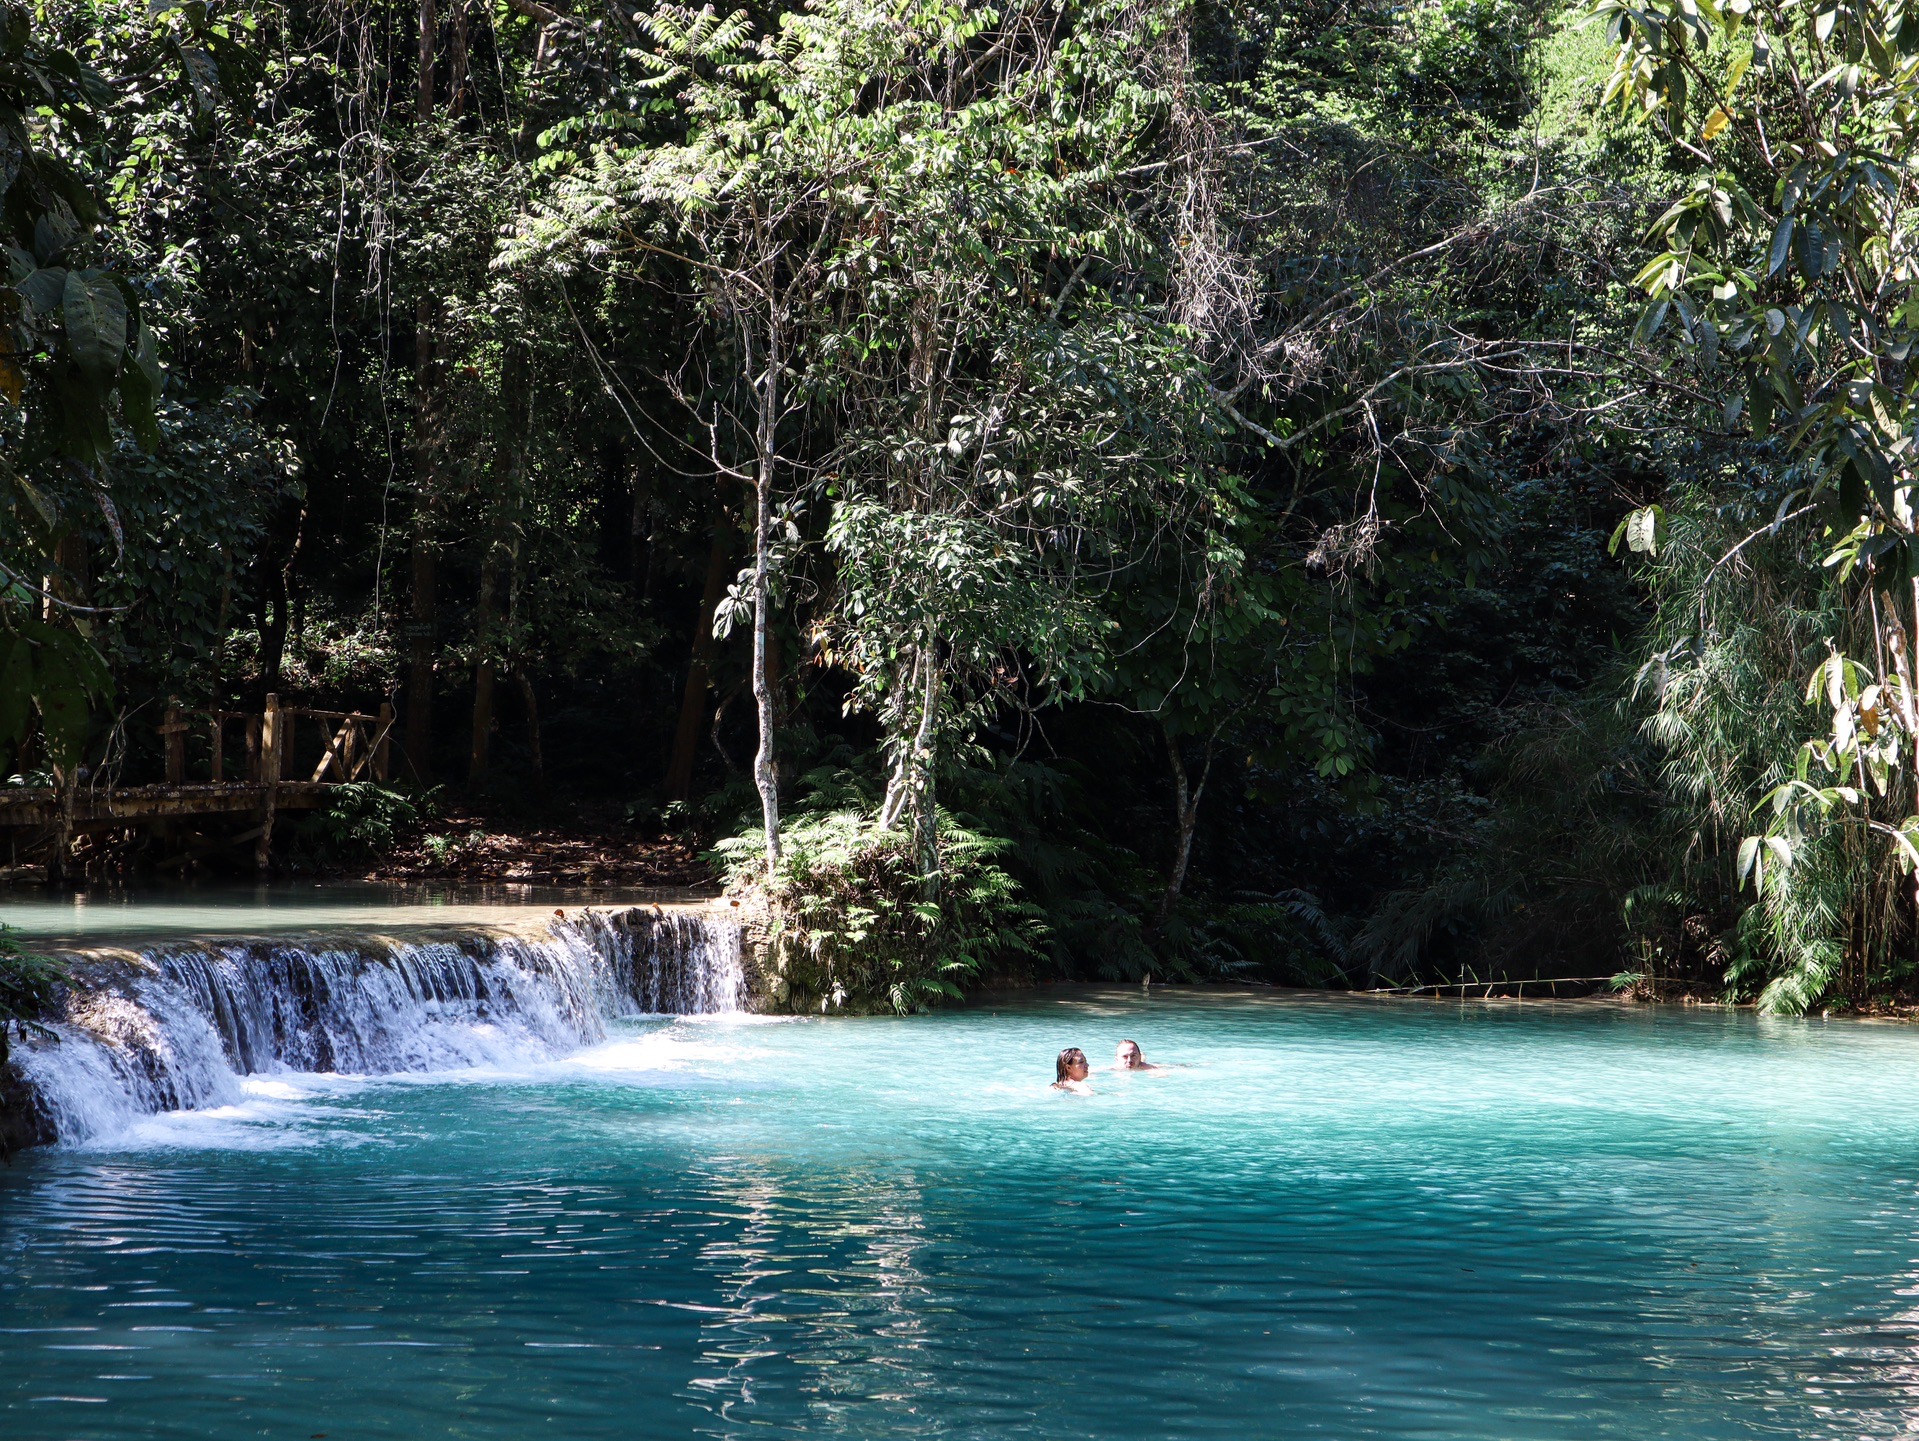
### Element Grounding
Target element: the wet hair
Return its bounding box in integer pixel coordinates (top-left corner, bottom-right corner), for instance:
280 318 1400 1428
1056 1047 1088 1082
1117 1039 1143 1065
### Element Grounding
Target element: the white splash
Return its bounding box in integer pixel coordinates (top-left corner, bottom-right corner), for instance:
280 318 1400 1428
13 908 745 1145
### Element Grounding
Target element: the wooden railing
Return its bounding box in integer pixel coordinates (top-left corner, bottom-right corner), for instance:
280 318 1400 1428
157 695 395 871
1 696 400 880
160 696 394 787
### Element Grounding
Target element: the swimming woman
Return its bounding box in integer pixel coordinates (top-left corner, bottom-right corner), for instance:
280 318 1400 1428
1053 1047 1094 1094
1115 1039 1165 1072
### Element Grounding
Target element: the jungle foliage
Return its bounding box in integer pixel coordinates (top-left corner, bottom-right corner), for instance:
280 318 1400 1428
8 0 1917 1012
0 923 66 1064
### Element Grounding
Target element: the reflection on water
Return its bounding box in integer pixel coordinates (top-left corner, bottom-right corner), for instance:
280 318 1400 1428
9 994 1919 1438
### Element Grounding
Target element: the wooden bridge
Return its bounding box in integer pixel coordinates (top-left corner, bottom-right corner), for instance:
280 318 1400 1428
0 694 394 880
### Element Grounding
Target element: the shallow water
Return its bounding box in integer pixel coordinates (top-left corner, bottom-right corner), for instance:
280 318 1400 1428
7 991 1919 1439
0 881 697 944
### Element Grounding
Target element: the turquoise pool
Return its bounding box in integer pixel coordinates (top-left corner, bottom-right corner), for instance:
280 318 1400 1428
6 990 1919 1439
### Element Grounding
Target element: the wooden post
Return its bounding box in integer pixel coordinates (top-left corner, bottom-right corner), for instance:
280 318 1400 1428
210 714 224 783
163 702 186 784
46 763 73 888
375 703 393 782
256 693 281 872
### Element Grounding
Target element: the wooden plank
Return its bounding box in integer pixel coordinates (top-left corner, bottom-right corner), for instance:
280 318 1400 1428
284 708 382 724
375 703 393 781
311 717 353 783
0 782 332 829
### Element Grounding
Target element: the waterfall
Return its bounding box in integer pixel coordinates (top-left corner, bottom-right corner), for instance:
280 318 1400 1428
9 907 745 1146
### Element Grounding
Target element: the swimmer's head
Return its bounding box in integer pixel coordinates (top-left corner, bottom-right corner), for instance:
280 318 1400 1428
1056 1047 1089 1083
1117 1039 1145 1069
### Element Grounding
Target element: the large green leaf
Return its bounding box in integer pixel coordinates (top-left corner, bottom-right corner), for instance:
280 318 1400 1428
35 667 90 768
117 316 162 451
15 264 63 315
62 268 127 379
25 624 110 768
0 632 30 756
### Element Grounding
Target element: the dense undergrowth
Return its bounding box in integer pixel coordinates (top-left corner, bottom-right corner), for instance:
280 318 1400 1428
8 0 1919 1017
0 926 67 1067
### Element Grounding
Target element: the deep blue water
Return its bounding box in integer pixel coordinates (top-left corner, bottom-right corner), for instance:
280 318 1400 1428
7 990 1919 1439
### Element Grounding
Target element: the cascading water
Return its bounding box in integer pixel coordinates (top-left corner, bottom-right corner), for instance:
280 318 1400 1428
8 906 745 1146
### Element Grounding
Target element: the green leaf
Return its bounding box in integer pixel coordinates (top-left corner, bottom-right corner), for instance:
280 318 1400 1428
35 669 89 768
61 268 127 379
117 318 162 450
0 632 29 754
1625 505 1666 555
15 265 63 315
1750 375 1774 435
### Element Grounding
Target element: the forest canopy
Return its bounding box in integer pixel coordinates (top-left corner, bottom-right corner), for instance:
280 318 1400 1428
8 0 1919 1015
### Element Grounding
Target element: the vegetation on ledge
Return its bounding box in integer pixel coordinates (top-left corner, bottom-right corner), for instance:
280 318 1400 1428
11 0 1919 1015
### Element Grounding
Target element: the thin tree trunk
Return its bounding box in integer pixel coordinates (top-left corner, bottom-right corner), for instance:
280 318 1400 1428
446 1 469 117
47 763 75 889
406 520 436 783
470 341 527 783
665 526 732 801
468 557 499 781
1155 723 1212 928
879 644 941 864
750 307 781 868
878 651 920 831
417 0 436 121
516 669 544 781
913 648 940 890
50 532 87 614
630 484 650 593
407 5 439 781
1909 580 1919 939
260 584 288 695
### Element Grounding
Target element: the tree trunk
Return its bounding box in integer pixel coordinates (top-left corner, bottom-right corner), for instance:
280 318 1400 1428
1155 723 1212 928
446 1 469 118
468 526 502 780
666 527 731 801
516 669 544 782
750 309 781 868
406 530 436 783
468 570 497 783
879 644 941 877
416 0 436 121
406 3 438 782
45 762 76 888
913 650 940 891
49 531 87 614
470 341 527 784
630 472 652 596
878 652 916 830
259 575 289 696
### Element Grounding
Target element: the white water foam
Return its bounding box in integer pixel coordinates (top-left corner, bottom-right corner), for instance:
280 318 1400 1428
13 909 745 1146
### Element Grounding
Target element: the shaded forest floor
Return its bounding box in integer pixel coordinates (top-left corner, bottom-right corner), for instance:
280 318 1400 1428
325 801 716 890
